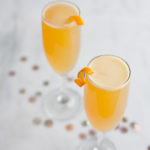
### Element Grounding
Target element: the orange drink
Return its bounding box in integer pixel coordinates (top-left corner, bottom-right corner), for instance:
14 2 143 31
42 1 81 74
84 55 130 131
75 55 131 149
41 1 83 121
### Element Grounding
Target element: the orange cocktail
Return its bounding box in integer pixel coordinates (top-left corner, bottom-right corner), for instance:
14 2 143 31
41 1 84 121
42 2 80 74
84 55 130 132
75 55 131 150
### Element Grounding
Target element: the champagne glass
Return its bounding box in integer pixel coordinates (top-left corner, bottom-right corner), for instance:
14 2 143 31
41 1 82 120
75 55 131 150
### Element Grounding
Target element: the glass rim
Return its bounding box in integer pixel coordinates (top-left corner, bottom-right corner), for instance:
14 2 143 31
41 0 80 29
87 54 131 91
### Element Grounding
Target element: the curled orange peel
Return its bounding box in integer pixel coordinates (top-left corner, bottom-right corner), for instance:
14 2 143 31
74 67 94 87
66 16 84 25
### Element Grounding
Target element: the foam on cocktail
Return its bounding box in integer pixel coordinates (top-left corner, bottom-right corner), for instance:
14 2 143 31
88 55 130 90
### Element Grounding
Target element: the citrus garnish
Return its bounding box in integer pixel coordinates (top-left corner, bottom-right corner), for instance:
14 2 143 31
74 67 94 87
66 16 84 25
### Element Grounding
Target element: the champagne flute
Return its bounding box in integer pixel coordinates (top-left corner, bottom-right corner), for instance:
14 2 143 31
75 55 131 150
41 1 83 120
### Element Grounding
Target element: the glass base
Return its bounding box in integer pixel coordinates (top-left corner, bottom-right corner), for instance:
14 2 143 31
43 87 82 121
78 137 116 150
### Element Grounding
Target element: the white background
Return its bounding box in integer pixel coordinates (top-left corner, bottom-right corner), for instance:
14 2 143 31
0 0 150 149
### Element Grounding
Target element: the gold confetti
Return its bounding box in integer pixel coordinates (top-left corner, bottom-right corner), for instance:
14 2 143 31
33 117 41 125
20 56 27 62
19 88 26 94
115 125 120 130
29 97 36 103
122 117 128 123
130 122 135 128
9 71 16 76
43 81 49 86
133 124 141 132
79 133 86 140
44 120 53 127
81 120 88 127
35 91 42 97
130 122 141 132
67 77 74 82
66 124 73 131
89 130 96 136
32 65 39 71
120 127 128 133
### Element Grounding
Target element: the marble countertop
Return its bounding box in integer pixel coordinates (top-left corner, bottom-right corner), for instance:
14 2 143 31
0 0 150 149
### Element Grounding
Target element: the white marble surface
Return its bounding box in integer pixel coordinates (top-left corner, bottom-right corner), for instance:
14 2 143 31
0 0 150 149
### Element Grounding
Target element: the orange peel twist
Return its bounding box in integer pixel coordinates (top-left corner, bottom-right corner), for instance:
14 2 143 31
74 67 94 87
66 16 84 25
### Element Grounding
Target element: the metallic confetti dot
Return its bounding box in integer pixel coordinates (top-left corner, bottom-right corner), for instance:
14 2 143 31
44 120 53 127
120 127 128 133
79 133 87 140
67 77 74 82
147 146 150 150
130 122 141 132
66 124 73 131
29 96 36 103
81 120 88 127
133 124 141 132
115 125 120 130
89 130 96 136
32 65 39 71
9 71 16 76
122 117 128 123
19 88 26 94
130 122 136 128
33 117 41 125
35 91 42 97
20 56 27 62
43 81 49 86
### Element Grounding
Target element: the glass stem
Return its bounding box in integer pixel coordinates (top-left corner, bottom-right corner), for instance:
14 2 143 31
59 74 67 91
57 74 69 104
97 132 106 144
98 132 116 150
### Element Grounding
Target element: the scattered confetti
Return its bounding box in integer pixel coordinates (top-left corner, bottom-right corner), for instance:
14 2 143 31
130 122 141 132
130 122 136 128
147 146 150 150
20 56 27 62
81 120 88 127
44 119 53 127
35 91 42 97
66 124 73 131
133 124 141 132
67 77 74 82
115 125 120 130
19 88 26 94
33 117 41 125
43 81 49 86
120 127 128 133
9 71 16 76
29 96 36 103
79 133 87 140
122 117 128 123
32 65 39 71
89 129 96 136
